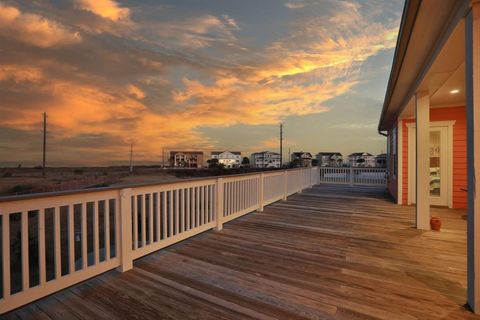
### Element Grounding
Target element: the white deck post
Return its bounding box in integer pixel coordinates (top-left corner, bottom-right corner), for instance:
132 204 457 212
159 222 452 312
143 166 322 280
118 188 133 272
258 173 265 212
467 0 480 312
349 167 354 186
415 91 430 230
215 178 224 231
283 170 288 200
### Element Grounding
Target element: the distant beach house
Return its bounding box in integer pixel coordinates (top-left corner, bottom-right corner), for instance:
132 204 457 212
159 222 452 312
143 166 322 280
211 151 242 168
169 151 204 168
348 152 376 167
251 151 281 168
316 152 343 167
290 152 312 167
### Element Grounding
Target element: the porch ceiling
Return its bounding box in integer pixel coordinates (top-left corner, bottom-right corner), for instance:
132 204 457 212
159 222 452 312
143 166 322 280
400 21 466 119
379 0 469 130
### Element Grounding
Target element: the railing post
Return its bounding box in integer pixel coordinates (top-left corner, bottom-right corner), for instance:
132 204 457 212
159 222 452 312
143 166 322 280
309 168 313 188
215 178 224 231
118 188 133 272
283 170 288 200
349 167 354 186
258 173 264 212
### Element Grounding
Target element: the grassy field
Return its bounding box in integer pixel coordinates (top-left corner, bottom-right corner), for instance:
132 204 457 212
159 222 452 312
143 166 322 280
0 166 278 196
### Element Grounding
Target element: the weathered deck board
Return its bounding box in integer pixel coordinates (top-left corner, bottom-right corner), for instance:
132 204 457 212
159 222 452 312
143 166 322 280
5 184 479 319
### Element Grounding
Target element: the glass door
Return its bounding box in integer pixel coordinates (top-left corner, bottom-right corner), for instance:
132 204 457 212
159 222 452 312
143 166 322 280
409 126 449 206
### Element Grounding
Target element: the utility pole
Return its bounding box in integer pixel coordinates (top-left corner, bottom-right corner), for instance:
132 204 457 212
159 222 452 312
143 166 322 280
280 123 283 167
42 112 47 177
129 143 133 173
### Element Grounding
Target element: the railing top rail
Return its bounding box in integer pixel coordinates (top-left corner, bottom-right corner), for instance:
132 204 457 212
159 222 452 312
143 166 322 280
0 167 315 203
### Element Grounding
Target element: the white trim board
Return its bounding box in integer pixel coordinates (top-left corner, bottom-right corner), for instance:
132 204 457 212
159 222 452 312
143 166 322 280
397 119 403 205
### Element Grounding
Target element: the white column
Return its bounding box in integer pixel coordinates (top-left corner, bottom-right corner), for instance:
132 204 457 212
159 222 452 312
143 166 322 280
415 91 430 230
467 0 480 312
118 188 133 272
215 178 224 231
258 173 264 212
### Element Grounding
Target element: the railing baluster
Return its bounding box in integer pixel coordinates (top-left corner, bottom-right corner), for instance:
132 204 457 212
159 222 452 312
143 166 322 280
94 202 99 265
148 194 153 244
3 213 11 297
180 189 185 232
132 195 138 249
105 200 110 260
81 202 88 270
175 190 179 234
21 211 29 291
162 192 167 239
169 191 174 237
141 195 146 247
210 185 213 222
54 207 61 279
186 188 190 230
204 186 208 223
68 205 75 274
195 187 199 227
200 187 204 225
156 193 161 242
38 209 46 285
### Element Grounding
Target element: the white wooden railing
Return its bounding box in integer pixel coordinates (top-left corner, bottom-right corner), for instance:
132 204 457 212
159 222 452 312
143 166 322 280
318 167 387 186
0 167 319 313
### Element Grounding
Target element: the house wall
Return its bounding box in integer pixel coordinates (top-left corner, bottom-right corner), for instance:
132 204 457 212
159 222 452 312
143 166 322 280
401 106 467 208
387 126 398 202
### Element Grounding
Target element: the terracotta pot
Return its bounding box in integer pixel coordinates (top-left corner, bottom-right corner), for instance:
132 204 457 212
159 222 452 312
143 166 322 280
430 217 442 231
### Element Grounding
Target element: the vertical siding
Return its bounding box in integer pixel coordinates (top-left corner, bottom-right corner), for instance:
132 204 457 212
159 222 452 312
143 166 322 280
402 119 413 205
401 106 467 209
387 127 397 201
431 107 467 208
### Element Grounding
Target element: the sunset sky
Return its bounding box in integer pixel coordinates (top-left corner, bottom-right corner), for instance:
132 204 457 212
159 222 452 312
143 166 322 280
0 0 403 166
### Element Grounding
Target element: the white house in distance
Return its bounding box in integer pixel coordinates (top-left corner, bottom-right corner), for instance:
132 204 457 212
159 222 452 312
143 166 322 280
316 152 343 167
251 151 281 168
290 152 312 167
211 151 242 168
169 151 204 168
348 152 376 167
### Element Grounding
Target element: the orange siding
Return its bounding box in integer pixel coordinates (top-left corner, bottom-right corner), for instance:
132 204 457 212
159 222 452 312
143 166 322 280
400 106 467 209
402 119 412 205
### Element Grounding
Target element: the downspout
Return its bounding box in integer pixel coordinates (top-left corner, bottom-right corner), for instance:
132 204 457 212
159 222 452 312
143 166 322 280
378 130 388 137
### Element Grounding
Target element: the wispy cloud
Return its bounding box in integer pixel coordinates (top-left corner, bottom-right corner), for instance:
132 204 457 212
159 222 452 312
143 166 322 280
284 2 307 9
0 0 401 164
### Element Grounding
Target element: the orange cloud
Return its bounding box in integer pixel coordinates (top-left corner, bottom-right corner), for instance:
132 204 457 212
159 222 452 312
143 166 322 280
0 65 43 83
127 85 146 100
75 0 130 21
0 1 400 164
0 4 81 48
153 15 239 49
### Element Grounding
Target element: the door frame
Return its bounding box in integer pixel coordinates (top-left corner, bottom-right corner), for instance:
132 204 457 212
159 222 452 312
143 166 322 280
406 120 455 208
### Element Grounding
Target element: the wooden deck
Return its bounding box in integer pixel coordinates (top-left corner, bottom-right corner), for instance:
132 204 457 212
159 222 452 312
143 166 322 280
5 184 479 320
